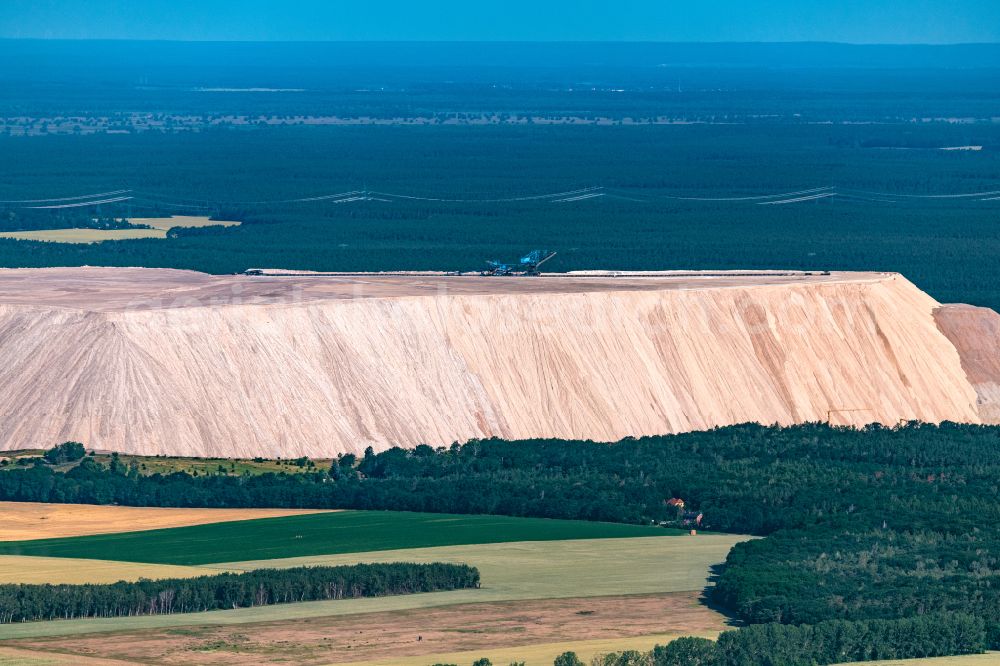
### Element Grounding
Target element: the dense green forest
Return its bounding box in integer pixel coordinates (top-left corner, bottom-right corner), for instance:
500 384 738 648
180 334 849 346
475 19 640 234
3 423 999 655
565 613 986 665
0 511 670 565
1 124 1000 307
0 562 479 623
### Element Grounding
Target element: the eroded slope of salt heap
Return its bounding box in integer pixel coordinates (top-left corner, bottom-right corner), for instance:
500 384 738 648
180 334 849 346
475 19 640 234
0 267 995 457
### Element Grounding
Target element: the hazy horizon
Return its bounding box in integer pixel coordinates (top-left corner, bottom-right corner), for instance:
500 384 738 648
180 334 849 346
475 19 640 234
2 1 999 45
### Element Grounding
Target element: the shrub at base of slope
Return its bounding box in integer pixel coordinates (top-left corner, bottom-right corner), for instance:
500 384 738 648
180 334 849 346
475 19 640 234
0 562 479 623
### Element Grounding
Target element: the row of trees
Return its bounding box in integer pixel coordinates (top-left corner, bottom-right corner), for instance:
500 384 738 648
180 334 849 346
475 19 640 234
0 563 478 623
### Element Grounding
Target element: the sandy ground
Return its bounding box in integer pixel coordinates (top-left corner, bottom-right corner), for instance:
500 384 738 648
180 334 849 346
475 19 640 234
0 502 326 540
0 218 240 245
0 645 135 665
5 592 728 666
0 229 167 243
0 267 873 312
0 267 986 457
128 216 241 231
934 304 1000 421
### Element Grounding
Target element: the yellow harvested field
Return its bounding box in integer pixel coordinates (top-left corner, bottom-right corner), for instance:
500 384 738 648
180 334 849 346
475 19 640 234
0 229 166 243
0 502 328 540
0 555 217 585
0 217 239 245
126 215 241 230
836 655 1000 666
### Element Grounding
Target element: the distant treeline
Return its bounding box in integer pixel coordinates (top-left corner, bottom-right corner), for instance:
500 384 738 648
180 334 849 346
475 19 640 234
5 45 1000 121
4 422 1000 656
4 125 1000 309
0 562 478 624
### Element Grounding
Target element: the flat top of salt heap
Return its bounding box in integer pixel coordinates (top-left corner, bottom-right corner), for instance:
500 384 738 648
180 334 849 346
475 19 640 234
0 267 887 312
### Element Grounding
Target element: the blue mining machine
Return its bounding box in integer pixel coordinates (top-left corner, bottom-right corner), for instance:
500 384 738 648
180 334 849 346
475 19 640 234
481 250 557 276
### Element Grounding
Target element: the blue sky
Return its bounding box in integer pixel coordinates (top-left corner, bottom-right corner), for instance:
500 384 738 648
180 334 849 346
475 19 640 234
1 1 998 43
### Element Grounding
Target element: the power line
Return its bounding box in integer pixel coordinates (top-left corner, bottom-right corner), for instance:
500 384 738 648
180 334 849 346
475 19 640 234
370 186 603 203
757 192 838 205
0 190 132 204
840 188 1000 200
670 186 835 202
3 184 1000 211
25 196 134 210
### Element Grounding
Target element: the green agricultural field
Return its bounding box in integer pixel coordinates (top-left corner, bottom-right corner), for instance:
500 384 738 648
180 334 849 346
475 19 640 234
0 534 745 640
214 535 749 600
0 510 684 565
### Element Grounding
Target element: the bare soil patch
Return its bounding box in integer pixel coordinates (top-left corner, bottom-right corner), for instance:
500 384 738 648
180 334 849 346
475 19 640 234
934 304 1000 422
0 645 134 665
7 592 729 665
0 266 875 312
0 229 166 243
128 216 241 231
0 217 240 245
